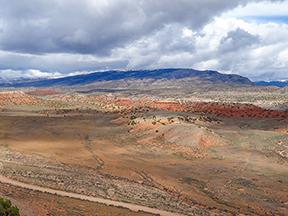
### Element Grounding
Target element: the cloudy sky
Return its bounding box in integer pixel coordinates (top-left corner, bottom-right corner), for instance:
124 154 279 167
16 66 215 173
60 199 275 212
0 0 287 81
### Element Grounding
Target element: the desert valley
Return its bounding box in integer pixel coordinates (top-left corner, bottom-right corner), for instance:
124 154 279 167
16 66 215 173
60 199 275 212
0 69 287 216
0 1 288 215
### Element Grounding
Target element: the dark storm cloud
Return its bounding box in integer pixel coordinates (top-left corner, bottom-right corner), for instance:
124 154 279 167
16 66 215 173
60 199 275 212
219 28 260 53
0 0 280 55
0 52 128 73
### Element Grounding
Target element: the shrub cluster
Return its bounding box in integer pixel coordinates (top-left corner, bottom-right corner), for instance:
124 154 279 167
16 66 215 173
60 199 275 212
0 197 20 216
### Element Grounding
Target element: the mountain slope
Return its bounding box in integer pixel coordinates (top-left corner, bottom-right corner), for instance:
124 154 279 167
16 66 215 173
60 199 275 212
0 68 253 88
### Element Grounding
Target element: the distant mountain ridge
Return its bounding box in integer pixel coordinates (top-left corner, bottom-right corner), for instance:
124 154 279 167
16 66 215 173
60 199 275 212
256 81 288 88
0 68 253 88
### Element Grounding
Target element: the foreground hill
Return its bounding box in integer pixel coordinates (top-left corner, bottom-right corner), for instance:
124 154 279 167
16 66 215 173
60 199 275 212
0 68 253 88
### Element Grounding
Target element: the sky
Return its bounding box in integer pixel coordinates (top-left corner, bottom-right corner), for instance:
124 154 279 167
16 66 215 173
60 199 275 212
0 0 287 81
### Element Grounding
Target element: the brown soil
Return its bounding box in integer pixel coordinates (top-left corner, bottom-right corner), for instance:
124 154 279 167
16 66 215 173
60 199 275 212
0 91 287 215
26 88 61 96
130 117 225 158
0 182 154 216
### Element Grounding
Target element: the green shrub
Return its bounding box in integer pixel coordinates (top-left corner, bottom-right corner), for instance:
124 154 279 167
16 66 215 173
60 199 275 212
0 197 20 216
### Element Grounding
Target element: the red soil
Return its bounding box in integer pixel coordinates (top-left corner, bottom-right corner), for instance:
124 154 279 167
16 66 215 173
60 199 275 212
149 101 187 112
188 102 288 118
94 96 288 119
0 91 43 107
2 91 286 119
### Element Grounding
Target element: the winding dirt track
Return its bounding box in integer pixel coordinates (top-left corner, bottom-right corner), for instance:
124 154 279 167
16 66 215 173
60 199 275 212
0 175 184 216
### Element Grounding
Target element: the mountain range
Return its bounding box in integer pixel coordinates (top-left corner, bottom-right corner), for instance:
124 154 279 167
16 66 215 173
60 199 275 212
0 68 253 87
0 68 286 88
255 80 288 88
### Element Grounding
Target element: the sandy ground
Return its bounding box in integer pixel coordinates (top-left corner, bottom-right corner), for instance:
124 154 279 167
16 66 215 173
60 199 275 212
0 175 180 216
0 110 287 215
0 182 155 216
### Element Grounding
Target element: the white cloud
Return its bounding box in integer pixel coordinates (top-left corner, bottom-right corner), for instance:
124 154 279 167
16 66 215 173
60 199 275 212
111 15 288 80
0 69 61 81
224 1 288 17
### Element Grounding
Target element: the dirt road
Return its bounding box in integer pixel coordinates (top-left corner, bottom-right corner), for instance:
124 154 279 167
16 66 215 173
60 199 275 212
0 175 184 216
